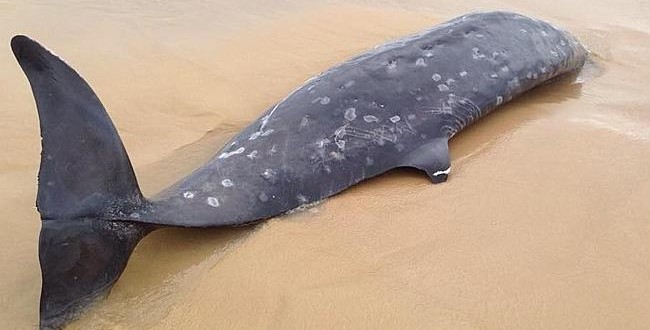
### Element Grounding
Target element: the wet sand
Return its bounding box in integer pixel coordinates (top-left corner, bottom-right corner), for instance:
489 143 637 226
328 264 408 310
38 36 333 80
1 1 649 329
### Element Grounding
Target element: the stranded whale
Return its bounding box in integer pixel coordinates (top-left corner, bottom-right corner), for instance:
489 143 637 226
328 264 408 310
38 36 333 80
12 11 586 329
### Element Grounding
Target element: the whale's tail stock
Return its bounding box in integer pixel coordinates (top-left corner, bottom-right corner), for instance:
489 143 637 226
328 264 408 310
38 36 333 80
11 35 155 329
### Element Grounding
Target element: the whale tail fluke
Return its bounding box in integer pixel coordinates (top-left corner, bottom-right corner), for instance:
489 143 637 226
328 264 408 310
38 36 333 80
38 219 154 329
11 35 144 219
11 35 154 329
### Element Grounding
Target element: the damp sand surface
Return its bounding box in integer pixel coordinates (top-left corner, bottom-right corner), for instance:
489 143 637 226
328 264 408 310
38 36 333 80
1 1 650 329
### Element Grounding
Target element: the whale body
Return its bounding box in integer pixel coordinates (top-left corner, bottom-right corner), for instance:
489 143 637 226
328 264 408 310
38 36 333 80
11 11 586 329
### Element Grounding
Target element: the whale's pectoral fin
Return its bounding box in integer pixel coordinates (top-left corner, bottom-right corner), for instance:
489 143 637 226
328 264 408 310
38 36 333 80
401 138 451 183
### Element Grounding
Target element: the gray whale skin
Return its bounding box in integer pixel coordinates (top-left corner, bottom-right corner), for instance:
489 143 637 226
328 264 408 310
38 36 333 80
11 11 586 329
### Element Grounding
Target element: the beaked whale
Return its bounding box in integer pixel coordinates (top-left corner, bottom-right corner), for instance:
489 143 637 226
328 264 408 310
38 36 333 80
11 11 586 329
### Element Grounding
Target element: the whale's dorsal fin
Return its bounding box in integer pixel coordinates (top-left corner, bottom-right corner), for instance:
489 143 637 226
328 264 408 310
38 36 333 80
11 35 144 220
401 138 451 183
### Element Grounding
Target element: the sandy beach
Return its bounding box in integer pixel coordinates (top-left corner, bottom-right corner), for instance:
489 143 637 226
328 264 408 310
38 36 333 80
1 0 649 328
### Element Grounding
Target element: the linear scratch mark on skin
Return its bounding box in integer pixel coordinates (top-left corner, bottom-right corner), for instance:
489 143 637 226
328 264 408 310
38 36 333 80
218 147 245 159
249 82 306 140
250 111 277 140
422 99 474 130
335 124 398 144
262 129 274 137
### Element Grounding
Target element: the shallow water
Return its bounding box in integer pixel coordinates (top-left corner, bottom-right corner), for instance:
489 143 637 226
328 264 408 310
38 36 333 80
1 1 649 329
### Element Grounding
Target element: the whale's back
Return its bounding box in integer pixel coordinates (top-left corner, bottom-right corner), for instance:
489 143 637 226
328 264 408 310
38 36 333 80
144 11 586 227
